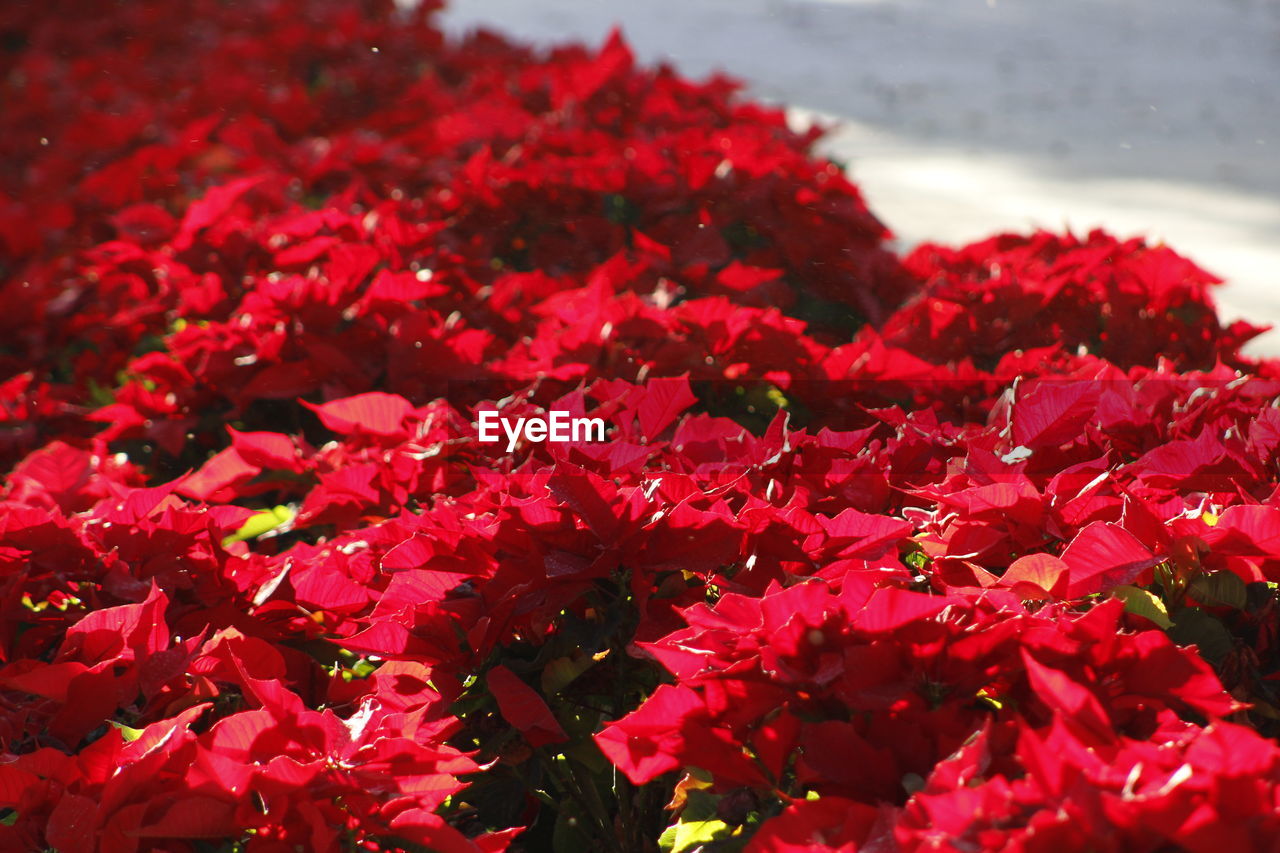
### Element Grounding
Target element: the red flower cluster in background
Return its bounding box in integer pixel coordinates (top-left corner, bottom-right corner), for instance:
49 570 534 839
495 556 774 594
3 1 1280 850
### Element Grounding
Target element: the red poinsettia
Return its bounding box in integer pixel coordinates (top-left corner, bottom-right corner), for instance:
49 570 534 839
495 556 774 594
3 1 1280 850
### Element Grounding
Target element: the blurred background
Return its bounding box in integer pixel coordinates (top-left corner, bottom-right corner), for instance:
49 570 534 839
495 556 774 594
441 0 1280 353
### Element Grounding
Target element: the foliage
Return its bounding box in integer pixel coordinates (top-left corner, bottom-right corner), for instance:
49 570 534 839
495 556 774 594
2 1 1280 851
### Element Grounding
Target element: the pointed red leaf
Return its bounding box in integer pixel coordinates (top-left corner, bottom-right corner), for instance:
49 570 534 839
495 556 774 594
1061 521 1159 597
1012 381 1101 449
635 376 697 439
999 553 1070 599
304 392 413 438
485 665 567 748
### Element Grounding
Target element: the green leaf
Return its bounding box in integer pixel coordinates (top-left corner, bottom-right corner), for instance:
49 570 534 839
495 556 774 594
668 818 732 853
658 822 680 853
109 720 145 742
1113 585 1172 628
541 652 597 695
679 788 718 822
347 657 378 679
552 805 595 853
1189 570 1248 610
87 377 115 408
222 505 295 547
658 787 735 853
563 733 611 775
1168 607 1235 665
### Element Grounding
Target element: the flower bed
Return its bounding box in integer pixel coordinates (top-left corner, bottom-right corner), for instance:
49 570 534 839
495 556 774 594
3 1 1280 851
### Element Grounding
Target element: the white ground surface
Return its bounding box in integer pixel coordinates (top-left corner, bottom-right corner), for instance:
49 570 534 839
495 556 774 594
439 0 1280 353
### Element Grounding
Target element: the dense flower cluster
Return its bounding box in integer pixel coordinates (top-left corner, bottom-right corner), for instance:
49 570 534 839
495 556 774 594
3 1 1280 851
